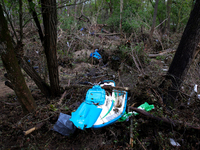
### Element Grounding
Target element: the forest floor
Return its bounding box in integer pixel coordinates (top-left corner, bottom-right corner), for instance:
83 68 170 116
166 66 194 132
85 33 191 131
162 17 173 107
1 26 200 149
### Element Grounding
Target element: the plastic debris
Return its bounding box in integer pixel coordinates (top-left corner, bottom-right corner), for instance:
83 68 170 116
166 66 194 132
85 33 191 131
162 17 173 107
90 49 102 60
89 31 95 35
118 102 154 122
133 102 154 115
198 94 200 100
194 84 198 93
80 27 85 31
188 84 198 105
118 112 133 122
53 113 76 136
169 138 181 147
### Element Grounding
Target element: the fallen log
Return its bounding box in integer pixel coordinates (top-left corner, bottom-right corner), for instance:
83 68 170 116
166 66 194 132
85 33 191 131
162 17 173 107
129 106 200 131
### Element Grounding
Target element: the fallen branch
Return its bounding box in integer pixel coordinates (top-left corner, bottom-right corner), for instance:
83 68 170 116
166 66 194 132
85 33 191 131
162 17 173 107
2 101 19 106
94 33 121 36
58 80 70 105
148 49 176 58
129 107 200 131
23 122 45 136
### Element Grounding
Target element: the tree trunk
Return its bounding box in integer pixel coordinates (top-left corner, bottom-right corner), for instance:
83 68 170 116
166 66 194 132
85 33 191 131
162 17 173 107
19 57 51 97
0 4 36 113
27 0 51 97
149 0 159 44
166 0 172 33
28 0 44 46
41 0 60 97
19 0 23 42
160 0 200 108
120 0 123 34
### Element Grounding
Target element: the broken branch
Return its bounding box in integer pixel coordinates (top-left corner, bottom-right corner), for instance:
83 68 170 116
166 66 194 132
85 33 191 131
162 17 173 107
23 122 45 136
129 106 200 131
148 49 176 58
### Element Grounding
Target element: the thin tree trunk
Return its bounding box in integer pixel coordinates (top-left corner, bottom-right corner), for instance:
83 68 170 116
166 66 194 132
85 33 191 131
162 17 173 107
28 0 44 46
166 0 172 33
74 0 77 22
150 0 159 44
41 0 60 97
120 0 123 34
19 0 23 42
0 4 36 113
19 57 51 97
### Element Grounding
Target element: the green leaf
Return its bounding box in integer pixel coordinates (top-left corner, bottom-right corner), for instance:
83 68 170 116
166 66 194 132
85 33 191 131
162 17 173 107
29 1 35 11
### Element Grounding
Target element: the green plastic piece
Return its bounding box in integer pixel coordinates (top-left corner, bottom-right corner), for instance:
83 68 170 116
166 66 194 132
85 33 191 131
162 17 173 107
118 112 133 122
133 102 154 115
118 102 154 122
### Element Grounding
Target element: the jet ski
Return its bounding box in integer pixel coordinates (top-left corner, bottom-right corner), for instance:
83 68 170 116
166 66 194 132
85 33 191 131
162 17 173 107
70 80 128 130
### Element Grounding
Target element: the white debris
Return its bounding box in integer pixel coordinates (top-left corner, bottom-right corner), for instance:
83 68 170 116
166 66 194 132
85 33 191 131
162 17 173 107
162 69 168 72
188 84 198 105
198 94 200 100
194 84 198 93
169 138 181 147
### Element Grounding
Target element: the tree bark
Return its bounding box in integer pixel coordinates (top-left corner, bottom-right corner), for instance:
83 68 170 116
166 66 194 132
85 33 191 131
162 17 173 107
0 4 36 113
160 0 200 108
150 0 159 44
120 0 123 34
41 0 60 97
19 0 23 42
166 0 172 33
19 57 51 97
28 0 44 46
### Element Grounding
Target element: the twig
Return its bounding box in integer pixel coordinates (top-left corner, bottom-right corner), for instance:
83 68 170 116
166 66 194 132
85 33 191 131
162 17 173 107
2 101 19 106
57 91 67 105
58 79 70 105
131 48 144 76
148 49 176 58
155 18 168 30
94 33 121 36
135 134 147 150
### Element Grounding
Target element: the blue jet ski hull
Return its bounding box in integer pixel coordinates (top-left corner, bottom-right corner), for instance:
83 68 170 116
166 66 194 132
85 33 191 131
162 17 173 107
70 80 128 130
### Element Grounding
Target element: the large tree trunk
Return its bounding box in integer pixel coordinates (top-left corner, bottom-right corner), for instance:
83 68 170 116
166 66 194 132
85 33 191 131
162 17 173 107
41 0 60 97
160 0 200 108
0 4 36 113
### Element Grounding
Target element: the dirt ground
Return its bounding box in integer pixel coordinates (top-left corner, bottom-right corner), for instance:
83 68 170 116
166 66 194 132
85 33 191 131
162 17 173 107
1 62 200 149
1 27 200 149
